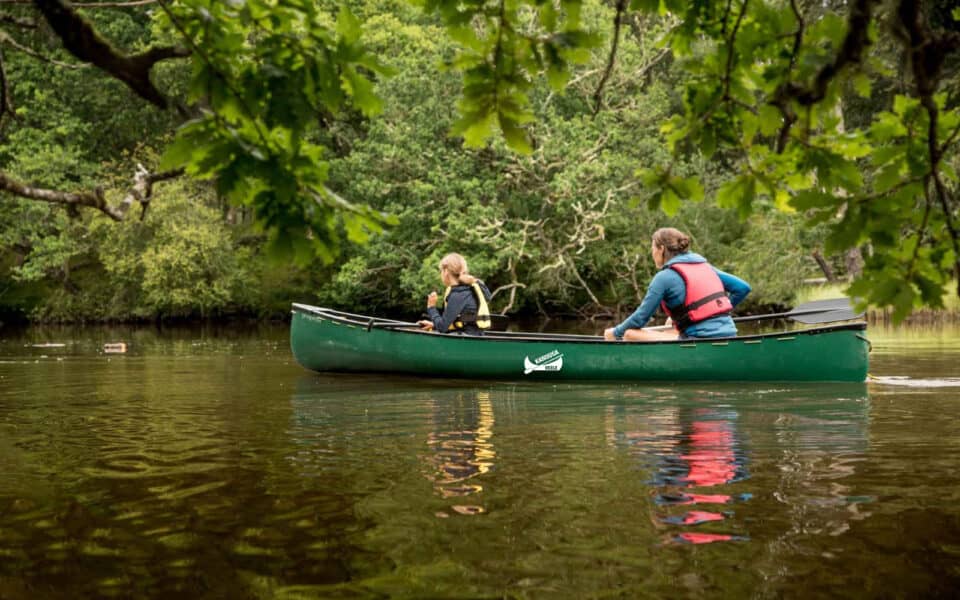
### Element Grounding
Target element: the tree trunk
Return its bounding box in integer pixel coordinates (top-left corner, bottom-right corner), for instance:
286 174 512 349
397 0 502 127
812 249 837 282
845 247 864 280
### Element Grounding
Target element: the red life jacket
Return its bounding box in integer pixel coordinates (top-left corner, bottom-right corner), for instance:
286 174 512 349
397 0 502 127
660 262 733 331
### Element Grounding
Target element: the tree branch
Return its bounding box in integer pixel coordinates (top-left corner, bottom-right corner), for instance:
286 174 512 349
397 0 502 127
791 0 878 105
721 0 748 102
32 0 189 108
896 0 960 294
0 27 87 68
0 47 12 125
593 0 626 116
1 0 157 6
0 165 182 221
771 0 880 152
772 0 804 153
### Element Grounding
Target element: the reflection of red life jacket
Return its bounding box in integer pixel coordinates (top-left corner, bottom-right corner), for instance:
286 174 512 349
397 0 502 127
681 421 735 487
660 262 733 331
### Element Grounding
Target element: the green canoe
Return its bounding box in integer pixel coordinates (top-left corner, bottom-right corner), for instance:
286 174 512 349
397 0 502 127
290 304 870 382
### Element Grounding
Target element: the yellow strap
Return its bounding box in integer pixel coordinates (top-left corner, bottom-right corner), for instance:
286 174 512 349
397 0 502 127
471 282 491 329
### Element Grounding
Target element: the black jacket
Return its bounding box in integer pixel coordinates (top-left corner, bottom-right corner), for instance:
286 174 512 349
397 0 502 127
426 281 492 335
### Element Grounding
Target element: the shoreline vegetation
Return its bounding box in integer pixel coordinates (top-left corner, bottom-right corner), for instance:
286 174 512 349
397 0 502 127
4 292 960 328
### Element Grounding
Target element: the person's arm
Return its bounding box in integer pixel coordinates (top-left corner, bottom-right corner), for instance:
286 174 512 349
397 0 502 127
427 292 469 333
715 269 751 307
611 272 670 339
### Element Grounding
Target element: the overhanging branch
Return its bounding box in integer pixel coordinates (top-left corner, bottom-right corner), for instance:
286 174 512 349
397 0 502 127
32 0 189 108
593 0 626 116
771 0 880 152
0 165 183 221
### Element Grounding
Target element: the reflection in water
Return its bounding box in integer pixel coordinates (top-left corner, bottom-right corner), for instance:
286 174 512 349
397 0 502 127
606 402 749 544
424 391 496 516
605 389 873 549
768 395 873 540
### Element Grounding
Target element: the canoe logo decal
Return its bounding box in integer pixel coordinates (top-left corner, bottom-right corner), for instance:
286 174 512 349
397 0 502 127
524 350 563 375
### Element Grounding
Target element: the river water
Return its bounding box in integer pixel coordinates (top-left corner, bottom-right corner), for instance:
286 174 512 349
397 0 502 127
1 322 958 598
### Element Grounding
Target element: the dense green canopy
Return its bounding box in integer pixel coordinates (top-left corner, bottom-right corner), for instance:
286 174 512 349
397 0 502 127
0 0 957 322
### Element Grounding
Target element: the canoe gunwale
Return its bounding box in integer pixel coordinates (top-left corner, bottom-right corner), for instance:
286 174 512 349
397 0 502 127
291 303 868 346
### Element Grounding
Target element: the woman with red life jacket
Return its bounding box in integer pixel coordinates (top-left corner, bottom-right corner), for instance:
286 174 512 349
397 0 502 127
604 228 751 341
417 253 493 335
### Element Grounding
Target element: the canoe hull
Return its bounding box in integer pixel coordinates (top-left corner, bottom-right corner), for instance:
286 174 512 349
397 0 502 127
290 305 870 382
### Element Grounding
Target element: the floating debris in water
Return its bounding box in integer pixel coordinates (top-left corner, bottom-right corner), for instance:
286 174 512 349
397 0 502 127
31 343 66 348
450 505 485 515
103 343 128 354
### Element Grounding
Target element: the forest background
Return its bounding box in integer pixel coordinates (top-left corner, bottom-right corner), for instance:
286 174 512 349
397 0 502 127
0 0 957 324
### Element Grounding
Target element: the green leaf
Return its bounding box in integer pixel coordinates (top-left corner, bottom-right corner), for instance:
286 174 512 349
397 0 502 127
499 114 533 154
660 188 680 215
790 190 836 210
893 95 917 117
716 175 756 218
452 110 497 148
852 73 871 98
874 161 904 193
891 285 917 324
671 175 704 202
759 104 781 136
341 68 383 117
160 130 202 171
336 5 362 45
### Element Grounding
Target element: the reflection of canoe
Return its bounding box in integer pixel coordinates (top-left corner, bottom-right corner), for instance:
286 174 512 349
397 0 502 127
290 304 870 382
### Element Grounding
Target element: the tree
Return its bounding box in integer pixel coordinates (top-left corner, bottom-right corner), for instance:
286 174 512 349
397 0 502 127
424 0 960 321
0 0 396 266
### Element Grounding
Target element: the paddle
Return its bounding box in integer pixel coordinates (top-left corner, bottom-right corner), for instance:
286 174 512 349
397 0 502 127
648 297 863 331
734 297 864 324
365 313 510 332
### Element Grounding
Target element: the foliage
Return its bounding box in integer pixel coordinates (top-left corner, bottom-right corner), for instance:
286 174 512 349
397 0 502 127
0 0 892 322
26 180 257 321
430 0 960 321
154 0 398 265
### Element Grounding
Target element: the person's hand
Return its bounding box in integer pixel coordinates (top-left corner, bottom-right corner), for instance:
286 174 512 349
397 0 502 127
426 291 438 308
664 317 673 328
603 327 618 341
417 320 434 331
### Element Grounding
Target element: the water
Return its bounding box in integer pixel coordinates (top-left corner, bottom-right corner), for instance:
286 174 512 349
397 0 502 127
1 323 959 598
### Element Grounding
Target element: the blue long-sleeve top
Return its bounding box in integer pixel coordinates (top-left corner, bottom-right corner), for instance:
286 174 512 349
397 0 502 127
612 253 751 339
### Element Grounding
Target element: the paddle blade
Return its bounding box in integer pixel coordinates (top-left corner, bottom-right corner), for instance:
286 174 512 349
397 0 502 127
790 307 865 324
786 297 854 314
787 298 865 324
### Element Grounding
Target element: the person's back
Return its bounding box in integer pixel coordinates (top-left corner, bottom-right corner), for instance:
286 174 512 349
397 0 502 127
419 253 492 335
658 253 748 338
433 282 492 335
605 227 751 342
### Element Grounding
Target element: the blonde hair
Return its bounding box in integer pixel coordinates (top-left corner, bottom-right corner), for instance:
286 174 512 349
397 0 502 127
439 253 478 285
652 227 691 261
